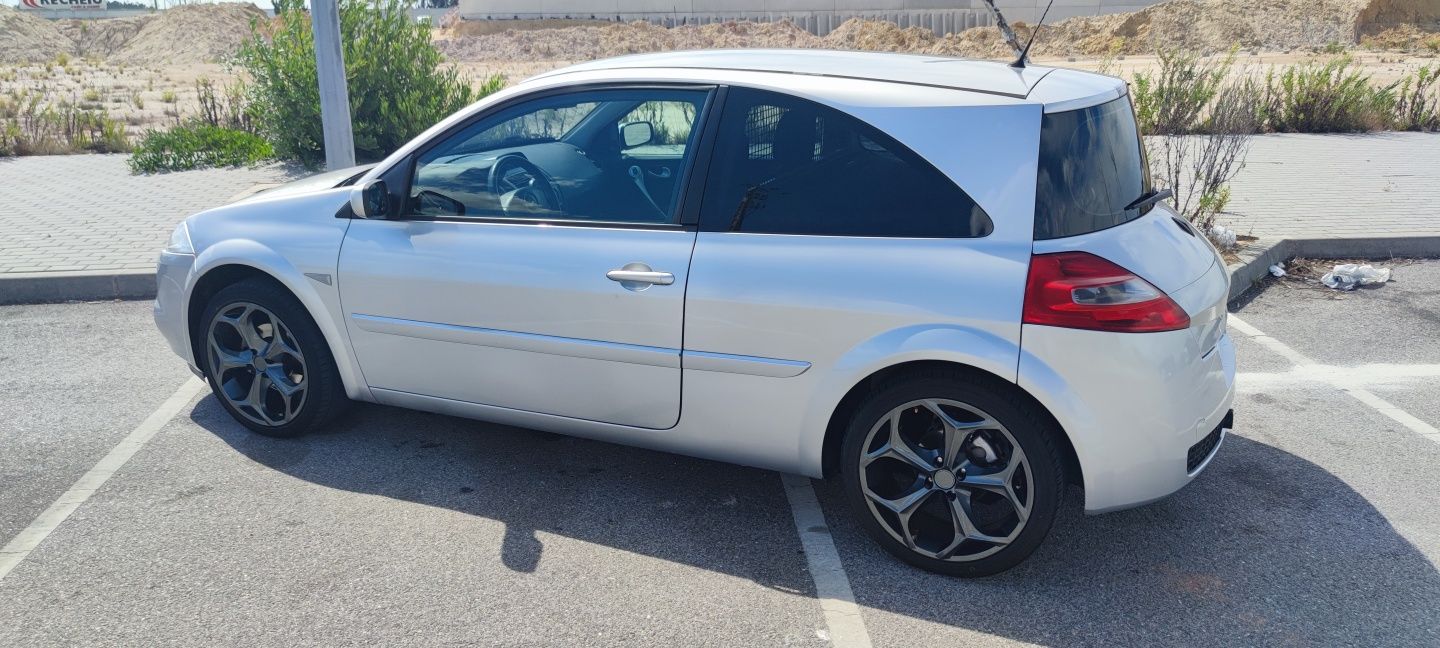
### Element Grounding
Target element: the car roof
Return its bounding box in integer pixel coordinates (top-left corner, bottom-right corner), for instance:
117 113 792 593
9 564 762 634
533 49 1125 108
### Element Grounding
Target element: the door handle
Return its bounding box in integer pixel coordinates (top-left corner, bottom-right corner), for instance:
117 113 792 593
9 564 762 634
607 262 674 290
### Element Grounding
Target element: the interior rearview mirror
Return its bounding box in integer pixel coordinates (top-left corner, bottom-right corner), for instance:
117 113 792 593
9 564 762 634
619 121 654 149
350 179 389 219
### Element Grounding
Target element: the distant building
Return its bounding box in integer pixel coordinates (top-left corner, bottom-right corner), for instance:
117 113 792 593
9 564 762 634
455 1 1165 36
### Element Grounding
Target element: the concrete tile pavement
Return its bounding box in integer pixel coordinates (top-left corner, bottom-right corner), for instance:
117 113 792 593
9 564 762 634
1216 132 1440 239
0 155 303 274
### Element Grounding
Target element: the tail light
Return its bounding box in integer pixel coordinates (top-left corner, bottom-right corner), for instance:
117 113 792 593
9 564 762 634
1023 252 1190 333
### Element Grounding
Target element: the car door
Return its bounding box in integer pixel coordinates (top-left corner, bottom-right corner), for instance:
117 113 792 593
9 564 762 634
680 86 1028 428
337 86 714 429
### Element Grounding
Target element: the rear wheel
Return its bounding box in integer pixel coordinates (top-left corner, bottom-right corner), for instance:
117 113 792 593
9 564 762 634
198 278 348 437
840 372 1065 577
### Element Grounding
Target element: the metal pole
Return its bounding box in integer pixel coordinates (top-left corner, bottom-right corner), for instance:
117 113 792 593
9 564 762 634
311 0 356 170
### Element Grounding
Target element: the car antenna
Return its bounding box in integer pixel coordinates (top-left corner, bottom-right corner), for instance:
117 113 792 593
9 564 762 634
1011 0 1056 69
978 0 1025 62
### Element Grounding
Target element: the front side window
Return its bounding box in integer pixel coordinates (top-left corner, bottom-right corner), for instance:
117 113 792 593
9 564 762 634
406 88 709 224
1034 96 1154 240
698 87 992 238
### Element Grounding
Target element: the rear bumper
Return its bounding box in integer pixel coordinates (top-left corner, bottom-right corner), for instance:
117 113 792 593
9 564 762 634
1019 327 1236 513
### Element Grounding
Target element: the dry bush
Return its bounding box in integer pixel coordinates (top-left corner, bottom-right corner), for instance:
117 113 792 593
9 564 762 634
0 90 130 156
1146 75 1259 238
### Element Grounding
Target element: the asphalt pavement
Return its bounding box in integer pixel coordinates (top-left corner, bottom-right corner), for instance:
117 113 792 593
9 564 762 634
2 261 1438 647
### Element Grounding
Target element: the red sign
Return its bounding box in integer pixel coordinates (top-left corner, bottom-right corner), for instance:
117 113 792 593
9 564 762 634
20 0 108 9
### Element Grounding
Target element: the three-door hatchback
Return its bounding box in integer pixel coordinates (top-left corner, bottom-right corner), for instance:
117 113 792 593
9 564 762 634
155 50 1235 576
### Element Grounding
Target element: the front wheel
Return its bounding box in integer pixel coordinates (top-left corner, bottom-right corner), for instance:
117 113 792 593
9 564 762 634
198 278 349 437
840 372 1065 577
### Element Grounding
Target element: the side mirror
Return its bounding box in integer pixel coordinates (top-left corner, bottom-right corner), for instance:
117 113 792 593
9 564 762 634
350 179 389 219
619 121 654 149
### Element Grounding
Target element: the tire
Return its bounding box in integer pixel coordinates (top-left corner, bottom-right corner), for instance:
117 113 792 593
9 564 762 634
839 369 1065 577
197 277 349 438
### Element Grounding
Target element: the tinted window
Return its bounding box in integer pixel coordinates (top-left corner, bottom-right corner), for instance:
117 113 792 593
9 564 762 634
1034 96 1153 240
699 88 991 237
406 88 708 224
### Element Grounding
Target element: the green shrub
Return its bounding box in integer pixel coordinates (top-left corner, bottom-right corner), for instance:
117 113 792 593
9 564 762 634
1132 48 1234 135
128 124 273 173
1262 56 1396 132
236 0 499 166
1394 65 1440 132
188 76 256 133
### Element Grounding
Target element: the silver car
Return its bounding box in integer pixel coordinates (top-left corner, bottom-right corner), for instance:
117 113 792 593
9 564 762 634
154 50 1235 576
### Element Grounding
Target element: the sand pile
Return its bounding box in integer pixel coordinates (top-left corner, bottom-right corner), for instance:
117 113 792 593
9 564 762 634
1006 0 1381 56
438 0 1440 63
0 5 72 64
821 0 1427 57
57 15 152 60
824 18 938 53
436 19 826 61
108 3 266 65
0 3 261 66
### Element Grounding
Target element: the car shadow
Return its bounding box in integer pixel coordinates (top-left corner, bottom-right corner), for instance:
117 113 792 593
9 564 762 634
815 434 1440 645
191 398 1440 646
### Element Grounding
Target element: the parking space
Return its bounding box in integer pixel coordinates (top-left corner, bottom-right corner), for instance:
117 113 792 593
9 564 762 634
3 261 1440 647
0 302 192 541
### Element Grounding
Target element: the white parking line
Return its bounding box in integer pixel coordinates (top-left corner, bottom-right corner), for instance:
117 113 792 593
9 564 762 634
781 473 873 648
1229 315 1440 443
0 378 206 582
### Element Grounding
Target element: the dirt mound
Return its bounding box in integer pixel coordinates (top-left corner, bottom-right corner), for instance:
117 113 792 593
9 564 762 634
684 19 823 49
0 5 73 64
0 4 262 66
57 15 153 60
436 0 1440 63
1356 0 1440 46
922 0 1384 57
108 3 265 65
436 18 826 61
824 18 940 52
939 0 1437 57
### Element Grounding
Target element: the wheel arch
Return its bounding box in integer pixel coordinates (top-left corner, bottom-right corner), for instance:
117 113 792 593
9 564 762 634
185 254 369 401
819 359 1083 490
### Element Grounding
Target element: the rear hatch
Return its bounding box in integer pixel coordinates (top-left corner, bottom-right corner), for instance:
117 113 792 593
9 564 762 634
1028 94 1228 352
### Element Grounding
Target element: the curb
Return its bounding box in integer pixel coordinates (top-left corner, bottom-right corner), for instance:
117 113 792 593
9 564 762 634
0 181 282 306
0 270 156 305
1225 235 1440 303
2 236 1437 307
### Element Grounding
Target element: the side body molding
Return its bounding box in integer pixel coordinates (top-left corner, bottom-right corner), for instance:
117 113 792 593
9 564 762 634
349 313 810 377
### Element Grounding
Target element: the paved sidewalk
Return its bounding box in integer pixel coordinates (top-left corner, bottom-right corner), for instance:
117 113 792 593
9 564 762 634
1217 132 1440 238
0 155 302 274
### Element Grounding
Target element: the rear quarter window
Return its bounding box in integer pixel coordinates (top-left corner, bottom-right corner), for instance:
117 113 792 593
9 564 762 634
699 87 993 238
1034 96 1153 240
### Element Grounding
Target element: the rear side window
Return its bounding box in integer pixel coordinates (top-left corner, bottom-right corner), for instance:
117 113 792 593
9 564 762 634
699 87 992 238
1034 96 1153 240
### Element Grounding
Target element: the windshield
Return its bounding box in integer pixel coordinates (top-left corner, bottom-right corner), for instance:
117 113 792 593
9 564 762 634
1033 96 1153 240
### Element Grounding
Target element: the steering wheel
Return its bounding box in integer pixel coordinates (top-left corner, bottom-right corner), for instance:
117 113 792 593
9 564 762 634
488 155 562 216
